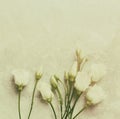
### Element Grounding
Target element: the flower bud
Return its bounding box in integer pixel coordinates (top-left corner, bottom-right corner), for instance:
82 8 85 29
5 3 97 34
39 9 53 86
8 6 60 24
50 76 58 89
76 49 86 61
35 67 43 80
69 61 78 81
86 84 106 105
12 69 30 91
38 81 54 102
64 72 69 81
74 72 91 94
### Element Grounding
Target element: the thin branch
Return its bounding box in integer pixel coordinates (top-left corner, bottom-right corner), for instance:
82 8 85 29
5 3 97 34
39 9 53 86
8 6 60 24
18 91 22 119
28 80 38 119
73 106 87 119
49 102 57 119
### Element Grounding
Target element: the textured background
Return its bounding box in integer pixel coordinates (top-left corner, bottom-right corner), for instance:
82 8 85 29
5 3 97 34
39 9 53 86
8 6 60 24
0 0 120 119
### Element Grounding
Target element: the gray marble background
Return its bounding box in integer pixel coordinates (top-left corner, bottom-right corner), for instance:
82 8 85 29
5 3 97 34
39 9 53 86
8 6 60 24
0 0 120 119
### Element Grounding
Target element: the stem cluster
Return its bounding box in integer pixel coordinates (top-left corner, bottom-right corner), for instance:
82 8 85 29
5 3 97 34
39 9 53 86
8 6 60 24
49 76 87 119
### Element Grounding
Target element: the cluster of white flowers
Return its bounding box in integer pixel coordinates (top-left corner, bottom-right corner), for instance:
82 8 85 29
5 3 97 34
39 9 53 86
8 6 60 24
69 49 107 105
12 68 54 103
11 49 107 119
12 68 43 89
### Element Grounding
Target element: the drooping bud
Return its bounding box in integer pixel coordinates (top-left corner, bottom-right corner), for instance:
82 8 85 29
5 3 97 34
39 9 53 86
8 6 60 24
38 81 54 103
50 76 58 89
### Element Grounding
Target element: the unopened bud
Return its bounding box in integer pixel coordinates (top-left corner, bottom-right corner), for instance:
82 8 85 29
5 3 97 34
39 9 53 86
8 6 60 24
50 76 58 89
35 67 43 80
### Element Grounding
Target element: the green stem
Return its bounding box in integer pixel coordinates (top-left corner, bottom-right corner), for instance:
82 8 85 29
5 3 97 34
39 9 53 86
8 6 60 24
58 79 66 92
56 87 63 119
80 58 87 71
18 91 22 119
60 104 63 119
49 102 57 119
62 82 70 119
73 106 87 119
28 80 38 119
65 79 69 108
63 82 74 119
70 93 82 118
64 88 74 119
65 92 67 108
58 79 67 108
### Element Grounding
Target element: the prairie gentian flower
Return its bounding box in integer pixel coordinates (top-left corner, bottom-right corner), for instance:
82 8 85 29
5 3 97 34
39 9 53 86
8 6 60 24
12 69 30 90
12 69 30 119
74 72 91 93
38 81 54 102
82 62 106 82
86 84 106 105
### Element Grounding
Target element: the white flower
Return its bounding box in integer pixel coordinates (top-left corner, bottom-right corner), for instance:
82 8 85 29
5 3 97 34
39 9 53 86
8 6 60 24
12 69 30 87
50 76 58 89
69 61 78 81
74 72 91 93
86 84 106 105
38 81 54 102
82 62 106 82
35 67 43 80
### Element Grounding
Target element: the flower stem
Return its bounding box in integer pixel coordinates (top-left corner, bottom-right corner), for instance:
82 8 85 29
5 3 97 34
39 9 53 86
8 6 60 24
49 102 57 119
65 79 69 108
73 106 87 119
56 87 63 119
64 88 74 119
28 80 38 119
62 87 70 118
70 93 82 118
58 79 67 108
63 82 74 119
18 91 22 119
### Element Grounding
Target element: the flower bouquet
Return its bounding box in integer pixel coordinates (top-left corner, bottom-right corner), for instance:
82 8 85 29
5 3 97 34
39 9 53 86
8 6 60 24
12 49 106 119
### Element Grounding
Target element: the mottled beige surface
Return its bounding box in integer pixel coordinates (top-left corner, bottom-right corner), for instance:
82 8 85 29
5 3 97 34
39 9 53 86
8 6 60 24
0 0 120 119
